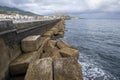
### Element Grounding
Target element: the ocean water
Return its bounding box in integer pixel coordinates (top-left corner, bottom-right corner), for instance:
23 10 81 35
63 19 120 80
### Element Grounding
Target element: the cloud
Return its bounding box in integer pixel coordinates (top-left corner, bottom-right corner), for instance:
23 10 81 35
0 0 120 15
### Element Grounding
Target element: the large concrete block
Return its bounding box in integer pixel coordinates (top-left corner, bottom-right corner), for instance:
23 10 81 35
41 48 61 59
56 40 71 49
57 31 64 38
48 40 57 47
25 58 53 80
21 35 41 52
50 27 59 35
9 51 38 76
54 58 83 80
10 76 24 80
42 31 54 37
60 47 79 59
37 37 50 57
41 39 61 59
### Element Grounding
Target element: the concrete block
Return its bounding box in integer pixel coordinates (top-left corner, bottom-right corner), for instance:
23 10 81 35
60 47 79 59
37 37 50 57
21 35 41 52
41 48 61 59
10 76 24 80
58 31 64 38
54 58 83 80
56 40 71 49
42 31 54 37
9 51 38 76
48 40 57 47
25 58 53 80
50 27 59 35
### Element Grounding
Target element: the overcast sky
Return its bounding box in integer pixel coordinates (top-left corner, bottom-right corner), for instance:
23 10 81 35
0 0 120 18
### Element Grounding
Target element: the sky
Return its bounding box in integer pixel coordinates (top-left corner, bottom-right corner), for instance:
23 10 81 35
0 0 120 18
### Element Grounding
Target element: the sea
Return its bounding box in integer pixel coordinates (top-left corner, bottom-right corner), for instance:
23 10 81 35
63 19 120 80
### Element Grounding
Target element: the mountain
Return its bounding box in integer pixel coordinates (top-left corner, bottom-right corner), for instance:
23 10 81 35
0 6 39 16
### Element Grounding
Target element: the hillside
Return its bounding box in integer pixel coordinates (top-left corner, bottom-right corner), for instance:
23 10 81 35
0 6 38 16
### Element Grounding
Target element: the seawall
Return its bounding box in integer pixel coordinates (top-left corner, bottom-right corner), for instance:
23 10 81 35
0 19 83 80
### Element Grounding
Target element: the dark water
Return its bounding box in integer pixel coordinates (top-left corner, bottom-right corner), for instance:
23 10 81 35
63 19 120 80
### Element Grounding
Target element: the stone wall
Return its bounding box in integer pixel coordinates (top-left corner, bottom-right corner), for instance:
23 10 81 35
0 19 60 80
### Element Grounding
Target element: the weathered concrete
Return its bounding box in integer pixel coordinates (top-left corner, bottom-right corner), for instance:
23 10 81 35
0 19 83 80
49 27 59 35
54 58 83 80
25 58 53 80
21 35 41 52
42 31 54 37
41 39 61 59
9 51 38 76
10 76 24 80
37 37 50 57
60 47 79 59
48 40 57 47
56 40 71 49
41 48 61 59
57 31 64 38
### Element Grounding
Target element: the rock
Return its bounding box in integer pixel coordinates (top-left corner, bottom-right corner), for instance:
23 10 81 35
60 47 79 59
24 58 53 80
54 58 83 80
56 40 71 49
21 35 41 52
42 31 54 37
58 31 64 38
9 51 38 76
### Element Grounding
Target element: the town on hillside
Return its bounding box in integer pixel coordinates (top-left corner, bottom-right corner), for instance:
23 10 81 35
0 13 72 23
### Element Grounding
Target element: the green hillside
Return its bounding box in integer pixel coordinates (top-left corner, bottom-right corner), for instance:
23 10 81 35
0 6 38 16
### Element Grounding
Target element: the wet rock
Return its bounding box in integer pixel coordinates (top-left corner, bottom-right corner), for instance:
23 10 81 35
56 40 71 49
54 57 83 80
25 58 53 80
21 35 41 52
9 51 38 76
60 47 79 59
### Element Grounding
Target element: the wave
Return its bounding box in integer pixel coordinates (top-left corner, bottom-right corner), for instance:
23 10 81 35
78 53 118 80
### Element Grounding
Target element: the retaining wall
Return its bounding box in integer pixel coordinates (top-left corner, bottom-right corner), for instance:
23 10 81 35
0 19 60 80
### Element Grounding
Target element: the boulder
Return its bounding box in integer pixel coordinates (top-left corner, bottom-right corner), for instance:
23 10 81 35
21 35 41 52
25 58 53 80
54 58 83 80
56 40 71 49
9 51 38 76
60 47 79 59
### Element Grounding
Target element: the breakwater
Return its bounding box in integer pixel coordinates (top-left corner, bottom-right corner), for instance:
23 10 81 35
0 19 83 80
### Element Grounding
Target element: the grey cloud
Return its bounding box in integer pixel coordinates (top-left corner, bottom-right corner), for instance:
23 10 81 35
0 0 120 15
